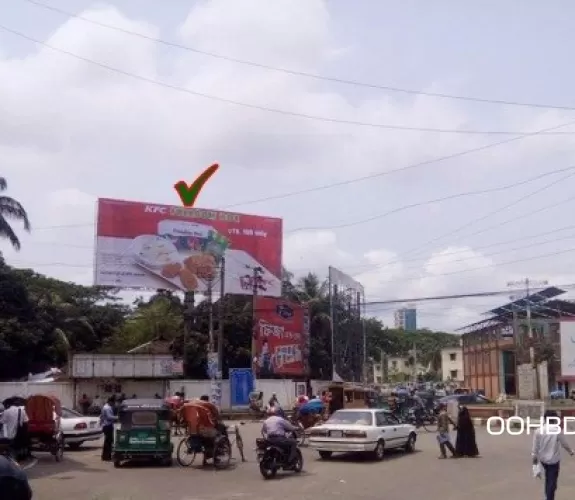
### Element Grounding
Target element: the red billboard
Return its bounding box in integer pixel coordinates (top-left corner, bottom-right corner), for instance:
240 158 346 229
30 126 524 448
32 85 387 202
94 198 282 296
254 297 310 377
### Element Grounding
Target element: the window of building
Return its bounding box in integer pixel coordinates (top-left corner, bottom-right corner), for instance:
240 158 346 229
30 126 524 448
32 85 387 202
450 370 458 379
404 361 410 368
392 360 397 368
449 353 456 361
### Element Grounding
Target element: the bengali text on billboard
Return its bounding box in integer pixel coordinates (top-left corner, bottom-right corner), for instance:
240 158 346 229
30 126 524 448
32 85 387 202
94 198 283 296
254 297 310 377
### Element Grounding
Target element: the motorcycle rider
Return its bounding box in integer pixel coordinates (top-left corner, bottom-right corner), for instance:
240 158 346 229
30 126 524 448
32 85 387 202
261 413 299 465
387 391 399 416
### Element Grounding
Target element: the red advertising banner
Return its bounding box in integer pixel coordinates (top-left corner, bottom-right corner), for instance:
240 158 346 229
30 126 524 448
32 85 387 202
94 198 282 296
254 297 310 377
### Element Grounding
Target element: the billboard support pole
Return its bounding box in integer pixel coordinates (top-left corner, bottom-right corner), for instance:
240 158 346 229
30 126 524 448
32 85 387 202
207 280 214 352
328 269 335 380
183 291 195 378
251 266 263 381
217 258 225 378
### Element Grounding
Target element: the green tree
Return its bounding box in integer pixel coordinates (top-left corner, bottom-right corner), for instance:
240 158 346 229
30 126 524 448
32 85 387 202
0 177 30 250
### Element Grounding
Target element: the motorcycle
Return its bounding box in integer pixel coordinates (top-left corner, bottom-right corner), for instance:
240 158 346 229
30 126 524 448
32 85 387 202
405 407 438 432
256 433 303 479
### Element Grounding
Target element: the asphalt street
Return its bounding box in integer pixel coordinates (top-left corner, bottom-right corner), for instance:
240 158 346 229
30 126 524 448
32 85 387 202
26 423 575 500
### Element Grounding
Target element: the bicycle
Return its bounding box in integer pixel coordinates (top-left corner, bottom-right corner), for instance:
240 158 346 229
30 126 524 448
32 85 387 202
176 433 232 469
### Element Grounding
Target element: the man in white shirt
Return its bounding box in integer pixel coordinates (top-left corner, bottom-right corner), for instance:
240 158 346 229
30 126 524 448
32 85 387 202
532 410 574 500
1 404 29 460
1 405 27 440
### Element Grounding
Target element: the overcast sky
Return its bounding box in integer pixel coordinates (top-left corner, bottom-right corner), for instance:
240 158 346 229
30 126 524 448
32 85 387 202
2 0 575 332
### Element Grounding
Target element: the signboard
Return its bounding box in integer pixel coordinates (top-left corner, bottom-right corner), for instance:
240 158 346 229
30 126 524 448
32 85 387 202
210 380 222 408
560 321 575 377
517 363 535 400
328 266 364 294
93 198 282 296
206 352 219 379
254 297 309 377
230 368 254 408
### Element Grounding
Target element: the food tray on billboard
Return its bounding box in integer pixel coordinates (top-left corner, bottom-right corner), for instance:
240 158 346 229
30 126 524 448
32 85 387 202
130 234 221 292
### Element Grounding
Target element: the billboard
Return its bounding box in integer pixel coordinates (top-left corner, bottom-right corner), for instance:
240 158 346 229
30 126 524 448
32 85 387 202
254 297 310 377
329 266 364 295
94 198 282 296
328 266 365 382
560 321 575 377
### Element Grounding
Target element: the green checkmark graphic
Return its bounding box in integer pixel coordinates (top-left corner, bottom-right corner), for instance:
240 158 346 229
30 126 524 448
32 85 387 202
174 163 219 207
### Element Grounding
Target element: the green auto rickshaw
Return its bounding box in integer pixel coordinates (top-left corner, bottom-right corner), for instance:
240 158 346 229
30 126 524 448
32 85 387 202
113 399 173 468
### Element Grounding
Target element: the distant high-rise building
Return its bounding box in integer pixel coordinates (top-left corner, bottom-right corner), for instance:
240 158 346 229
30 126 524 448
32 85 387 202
394 306 417 332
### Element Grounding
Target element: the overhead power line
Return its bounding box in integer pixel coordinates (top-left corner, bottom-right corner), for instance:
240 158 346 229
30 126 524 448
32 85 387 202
3 20 575 207
381 168 575 267
285 165 575 233
363 284 575 306
23 0 575 113
2 22 575 137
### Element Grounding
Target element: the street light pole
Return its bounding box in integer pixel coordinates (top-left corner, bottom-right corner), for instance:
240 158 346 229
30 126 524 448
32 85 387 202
508 278 548 399
251 266 263 380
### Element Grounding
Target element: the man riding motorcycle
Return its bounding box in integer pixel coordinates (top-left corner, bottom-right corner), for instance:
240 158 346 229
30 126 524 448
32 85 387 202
261 413 299 465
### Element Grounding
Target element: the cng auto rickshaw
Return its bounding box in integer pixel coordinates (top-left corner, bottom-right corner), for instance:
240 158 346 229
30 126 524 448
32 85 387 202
113 399 173 468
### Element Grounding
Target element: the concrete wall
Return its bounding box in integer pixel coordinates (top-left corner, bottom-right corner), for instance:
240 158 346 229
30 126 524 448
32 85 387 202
169 378 300 409
76 379 169 401
0 381 75 408
0 378 312 411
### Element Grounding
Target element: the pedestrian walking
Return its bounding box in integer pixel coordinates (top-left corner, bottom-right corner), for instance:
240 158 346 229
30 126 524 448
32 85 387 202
532 410 574 500
100 396 117 462
455 406 479 457
436 403 456 459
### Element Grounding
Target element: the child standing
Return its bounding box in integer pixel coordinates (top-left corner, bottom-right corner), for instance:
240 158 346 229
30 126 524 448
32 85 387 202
437 403 457 459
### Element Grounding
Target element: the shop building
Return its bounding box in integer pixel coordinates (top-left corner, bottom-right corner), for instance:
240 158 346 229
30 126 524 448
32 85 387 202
460 287 572 400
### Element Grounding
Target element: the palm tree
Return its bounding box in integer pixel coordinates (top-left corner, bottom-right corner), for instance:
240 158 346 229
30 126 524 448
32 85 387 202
0 177 30 250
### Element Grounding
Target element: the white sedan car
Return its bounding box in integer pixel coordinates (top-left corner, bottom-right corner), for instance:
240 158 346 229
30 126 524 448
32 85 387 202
61 407 102 449
309 408 416 460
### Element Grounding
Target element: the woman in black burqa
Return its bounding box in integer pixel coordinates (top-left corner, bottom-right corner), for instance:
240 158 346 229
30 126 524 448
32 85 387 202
455 406 479 457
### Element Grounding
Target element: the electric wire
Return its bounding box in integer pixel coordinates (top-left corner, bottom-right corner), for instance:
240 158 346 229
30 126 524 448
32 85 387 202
22 0 575 114
285 165 575 233
3 22 575 138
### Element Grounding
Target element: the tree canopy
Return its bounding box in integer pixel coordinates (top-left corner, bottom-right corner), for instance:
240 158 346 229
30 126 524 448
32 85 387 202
0 256 461 381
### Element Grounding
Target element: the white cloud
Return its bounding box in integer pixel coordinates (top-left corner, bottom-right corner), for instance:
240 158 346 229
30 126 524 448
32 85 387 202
2 0 575 332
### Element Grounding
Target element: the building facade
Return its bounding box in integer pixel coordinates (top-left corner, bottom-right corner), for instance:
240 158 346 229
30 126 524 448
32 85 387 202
441 347 463 382
394 307 417 331
460 289 570 400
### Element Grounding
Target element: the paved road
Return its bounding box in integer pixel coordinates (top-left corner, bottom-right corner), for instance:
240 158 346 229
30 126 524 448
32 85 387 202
26 423 575 500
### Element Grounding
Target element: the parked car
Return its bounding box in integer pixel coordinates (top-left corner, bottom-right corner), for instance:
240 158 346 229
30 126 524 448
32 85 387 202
439 393 492 406
309 408 416 461
60 407 102 449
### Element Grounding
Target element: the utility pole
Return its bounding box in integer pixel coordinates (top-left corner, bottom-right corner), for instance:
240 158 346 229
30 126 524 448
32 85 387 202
182 290 195 378
328 273 336 380
508 278 548 399
413 342 417 383
207 280 214 353
217 258 225 380
251 266 263 379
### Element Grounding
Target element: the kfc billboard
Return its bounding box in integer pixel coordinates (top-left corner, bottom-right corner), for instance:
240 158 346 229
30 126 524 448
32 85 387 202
94 198 282 296
254 297 310 377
